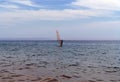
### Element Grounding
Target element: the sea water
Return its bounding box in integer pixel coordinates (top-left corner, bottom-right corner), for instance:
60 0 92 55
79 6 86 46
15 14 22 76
0 40 120 81
0 40 120 67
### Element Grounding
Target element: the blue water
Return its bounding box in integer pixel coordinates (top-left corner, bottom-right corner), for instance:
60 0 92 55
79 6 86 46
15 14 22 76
0 40 120 68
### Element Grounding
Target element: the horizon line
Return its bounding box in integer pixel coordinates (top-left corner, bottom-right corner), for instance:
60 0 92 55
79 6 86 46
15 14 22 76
0 39 120 41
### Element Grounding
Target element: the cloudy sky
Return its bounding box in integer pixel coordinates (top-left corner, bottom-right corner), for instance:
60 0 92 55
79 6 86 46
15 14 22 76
0 0 120 40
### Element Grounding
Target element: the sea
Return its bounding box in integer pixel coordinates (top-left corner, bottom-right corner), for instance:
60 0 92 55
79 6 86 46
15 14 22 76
0 40 120 82
0 40 120 67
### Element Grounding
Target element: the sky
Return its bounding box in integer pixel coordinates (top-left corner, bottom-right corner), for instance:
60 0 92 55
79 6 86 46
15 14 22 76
0 0 120 40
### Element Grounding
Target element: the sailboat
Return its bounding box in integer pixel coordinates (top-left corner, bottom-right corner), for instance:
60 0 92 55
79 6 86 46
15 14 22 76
56 30 63 47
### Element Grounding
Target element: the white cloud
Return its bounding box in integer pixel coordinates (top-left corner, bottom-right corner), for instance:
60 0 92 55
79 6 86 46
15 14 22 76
0 0 42 10
0 4 19 9
71 0 120 11
9 0 38 7
0 0 117 21
0 9 113 23
0 0 118 22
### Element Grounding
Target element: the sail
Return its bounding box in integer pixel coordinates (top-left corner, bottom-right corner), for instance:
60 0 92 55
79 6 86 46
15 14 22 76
56 30 61 43
56 30 63 47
